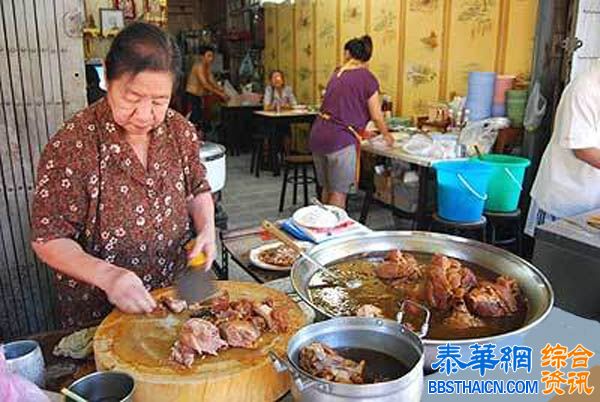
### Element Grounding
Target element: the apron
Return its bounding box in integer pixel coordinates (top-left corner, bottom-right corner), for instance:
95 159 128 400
318 111 367 184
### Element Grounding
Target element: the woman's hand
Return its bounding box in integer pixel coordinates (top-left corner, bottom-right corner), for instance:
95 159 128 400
383 133 395 147
99 266 157 314
187 228 216 272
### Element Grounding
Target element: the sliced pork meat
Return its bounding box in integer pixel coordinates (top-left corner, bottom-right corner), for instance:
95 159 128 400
466 276 520 318
374 250 421 281
425 261 452 310
211 291 231 313
170 341 196 368
425 254 478 310
443 291 484 329
171 318 228 367
176 318 227 357
172 294 292 367
299 342 365 384
252 300 289 333
160 296 188 314
271 307 289 333
356 304 384 318
443 260 478 292
219 320 261 349
251 315 268 332
230 298 254 320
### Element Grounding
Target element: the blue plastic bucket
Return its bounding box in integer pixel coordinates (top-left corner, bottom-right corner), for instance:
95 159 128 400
434 160 494 222
478 154 531 212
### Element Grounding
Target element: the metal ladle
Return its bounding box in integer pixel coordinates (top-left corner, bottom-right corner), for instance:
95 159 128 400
261 220 363 289
61 388 88 402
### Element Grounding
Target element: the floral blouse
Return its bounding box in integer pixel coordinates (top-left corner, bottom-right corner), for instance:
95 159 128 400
31 99 211 329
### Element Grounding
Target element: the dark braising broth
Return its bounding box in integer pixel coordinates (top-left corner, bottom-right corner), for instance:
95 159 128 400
335 347 410 383
308 252 528 340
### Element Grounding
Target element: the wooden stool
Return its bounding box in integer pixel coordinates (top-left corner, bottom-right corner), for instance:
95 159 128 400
250 133 267 178
485 209 523 255
430 213 487 242
279 155 316 212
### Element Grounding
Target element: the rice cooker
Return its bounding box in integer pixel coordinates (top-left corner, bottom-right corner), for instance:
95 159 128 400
199 142 226 192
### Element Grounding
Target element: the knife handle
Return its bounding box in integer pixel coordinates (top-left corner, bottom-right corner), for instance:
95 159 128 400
185 240 207 268
262 220 304 253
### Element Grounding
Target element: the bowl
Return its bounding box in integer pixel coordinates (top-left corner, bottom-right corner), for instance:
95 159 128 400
4 339 45 387
67 371 135 402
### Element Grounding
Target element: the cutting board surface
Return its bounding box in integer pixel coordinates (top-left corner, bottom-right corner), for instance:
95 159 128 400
94 281 306 401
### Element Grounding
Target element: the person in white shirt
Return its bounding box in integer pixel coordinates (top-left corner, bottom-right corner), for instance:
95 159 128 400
525 67 600 236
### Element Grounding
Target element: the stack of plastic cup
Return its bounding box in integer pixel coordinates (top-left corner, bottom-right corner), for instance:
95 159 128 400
466 72 497 121
506 89 528 127
492 75 515 117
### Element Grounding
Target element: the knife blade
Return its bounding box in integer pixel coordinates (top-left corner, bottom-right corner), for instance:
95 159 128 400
175 238 218 303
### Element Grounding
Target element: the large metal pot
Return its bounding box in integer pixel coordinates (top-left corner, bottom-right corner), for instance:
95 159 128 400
270 317 425 402
291 231 554 371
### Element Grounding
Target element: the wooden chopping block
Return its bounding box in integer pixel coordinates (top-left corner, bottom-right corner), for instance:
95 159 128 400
94 281 307 402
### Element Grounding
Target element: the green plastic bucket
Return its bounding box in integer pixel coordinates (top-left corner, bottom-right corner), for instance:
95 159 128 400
477 154 531 212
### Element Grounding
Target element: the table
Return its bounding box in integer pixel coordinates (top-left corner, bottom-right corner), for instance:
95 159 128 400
533 209 600 319
253 110 318 176
27 323 100 393
31 279 600 401
360 142 455 230
220 104 262 155
220 225 291 283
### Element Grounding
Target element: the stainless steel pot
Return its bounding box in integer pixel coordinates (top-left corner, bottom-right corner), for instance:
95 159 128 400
291 231 554 371
67 371 135 402
270 317 425 402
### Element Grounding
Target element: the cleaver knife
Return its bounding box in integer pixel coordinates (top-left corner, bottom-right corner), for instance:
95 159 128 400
174 238 218 303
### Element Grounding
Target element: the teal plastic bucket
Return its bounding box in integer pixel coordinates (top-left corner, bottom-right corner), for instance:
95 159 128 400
478 154 531 212
433 160 493 222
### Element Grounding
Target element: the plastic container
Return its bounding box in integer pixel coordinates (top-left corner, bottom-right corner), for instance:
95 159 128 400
433 160 493 222
506 90 528 127
492 103 506 117
466 72 497 121
478 154 531 212
493 75 515 104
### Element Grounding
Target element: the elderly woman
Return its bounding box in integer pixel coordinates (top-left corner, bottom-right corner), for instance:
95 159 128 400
31 23 215 328
310 35 393 209
263 70 297 111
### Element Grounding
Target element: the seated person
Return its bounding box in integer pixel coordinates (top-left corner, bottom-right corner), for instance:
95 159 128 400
263 70 297 111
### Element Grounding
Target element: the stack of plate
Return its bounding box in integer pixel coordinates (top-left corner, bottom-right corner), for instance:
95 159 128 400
291 205 349 230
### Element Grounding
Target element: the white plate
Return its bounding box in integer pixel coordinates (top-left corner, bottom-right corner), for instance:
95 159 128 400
292 205 348 229
249 241 313 271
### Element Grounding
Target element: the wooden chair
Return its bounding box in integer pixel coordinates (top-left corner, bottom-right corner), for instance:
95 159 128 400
278 123 316 212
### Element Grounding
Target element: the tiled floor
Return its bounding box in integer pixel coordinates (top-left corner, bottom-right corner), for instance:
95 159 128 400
218 152 409 281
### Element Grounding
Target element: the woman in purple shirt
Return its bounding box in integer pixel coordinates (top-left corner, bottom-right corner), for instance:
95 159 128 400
310 35 393 208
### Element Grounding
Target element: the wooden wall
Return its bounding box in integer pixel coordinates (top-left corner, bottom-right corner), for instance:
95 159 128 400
264 0 539 116
0 0 86 339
